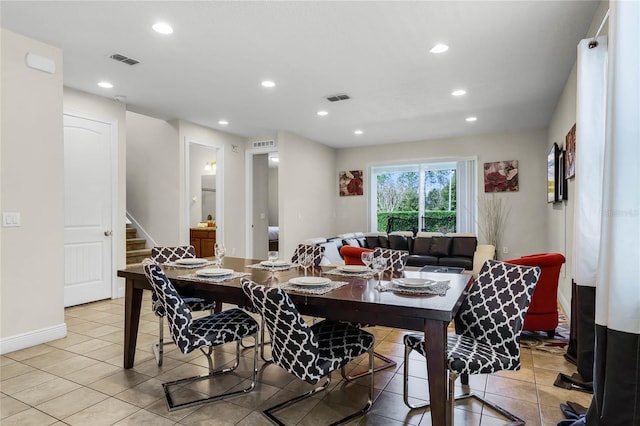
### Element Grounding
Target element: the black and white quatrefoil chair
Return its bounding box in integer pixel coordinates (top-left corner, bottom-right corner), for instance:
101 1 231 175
290 243 325 266
241 279 375 425
143 259 259 411
403 259 540 425
372 247 410 272
343 247 409 381
149 246 217 366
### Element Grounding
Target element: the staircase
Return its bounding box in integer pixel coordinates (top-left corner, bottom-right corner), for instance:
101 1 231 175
126 224 151 265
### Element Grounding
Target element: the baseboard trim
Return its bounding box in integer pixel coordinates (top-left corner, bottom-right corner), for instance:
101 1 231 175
0 323 67 355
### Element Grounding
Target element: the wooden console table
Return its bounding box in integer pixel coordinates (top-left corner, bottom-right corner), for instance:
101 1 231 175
189 227 216 257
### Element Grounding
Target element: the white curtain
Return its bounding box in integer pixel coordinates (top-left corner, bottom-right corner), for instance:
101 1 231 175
456 159 476 234
572 37 607 288
595 0 640 335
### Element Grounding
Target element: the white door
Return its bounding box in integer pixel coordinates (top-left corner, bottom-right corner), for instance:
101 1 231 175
63 114 113 307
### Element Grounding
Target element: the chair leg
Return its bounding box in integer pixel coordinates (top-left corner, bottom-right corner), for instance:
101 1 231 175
265 348 374 425
403 347 525 425
162 333 259 411
152 316 171 366
341 350 396 381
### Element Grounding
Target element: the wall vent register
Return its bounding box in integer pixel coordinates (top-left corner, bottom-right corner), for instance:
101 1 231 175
326 93 351 102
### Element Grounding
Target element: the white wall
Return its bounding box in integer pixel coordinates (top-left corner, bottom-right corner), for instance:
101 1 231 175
278 130 337 259
1 29 65 352
126 111 180 245
547 1 609 311
177 120 246 256
63 88 127 289
253 154 269 258
335 128 549 258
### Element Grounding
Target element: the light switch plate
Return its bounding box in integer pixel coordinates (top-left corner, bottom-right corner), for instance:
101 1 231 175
2 212 21 227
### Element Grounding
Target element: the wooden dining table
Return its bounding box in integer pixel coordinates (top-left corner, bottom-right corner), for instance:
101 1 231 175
117 256 472 425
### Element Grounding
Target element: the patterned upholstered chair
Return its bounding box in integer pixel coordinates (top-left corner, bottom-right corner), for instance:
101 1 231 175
290 244 325 266
150 246 217 366
372 247 409 271
403 259 540 425
143 259 259 411
241 279 375 425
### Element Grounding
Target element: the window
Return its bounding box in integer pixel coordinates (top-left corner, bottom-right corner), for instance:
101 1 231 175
370 159 476 234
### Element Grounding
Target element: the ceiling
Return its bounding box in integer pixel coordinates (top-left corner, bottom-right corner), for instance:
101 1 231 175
1 1 600 148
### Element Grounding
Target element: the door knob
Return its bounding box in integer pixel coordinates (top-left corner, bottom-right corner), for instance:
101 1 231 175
104 230 112 236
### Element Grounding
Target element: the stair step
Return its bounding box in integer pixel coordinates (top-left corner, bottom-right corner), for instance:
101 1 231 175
127 248 152 265
126 227 137 239
126 238 146 250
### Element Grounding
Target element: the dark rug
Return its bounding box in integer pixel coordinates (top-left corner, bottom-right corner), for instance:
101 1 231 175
520 312 570 354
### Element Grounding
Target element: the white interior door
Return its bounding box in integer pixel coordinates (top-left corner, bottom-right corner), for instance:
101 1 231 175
63 113 113 307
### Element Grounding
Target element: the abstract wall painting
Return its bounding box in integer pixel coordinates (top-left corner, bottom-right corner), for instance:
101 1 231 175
484 160 519 192
339 170 364 196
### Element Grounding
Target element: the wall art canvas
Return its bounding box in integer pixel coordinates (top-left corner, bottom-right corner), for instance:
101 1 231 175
483 160 519 192
548 143 559 203
565 123 576 179
339 170 364 196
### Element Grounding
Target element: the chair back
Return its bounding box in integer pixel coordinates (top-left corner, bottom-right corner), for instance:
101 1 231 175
372 247 409 271
241 279 323 384
456 259 540 367
151 246 196 264
149 246 196 316
142 259 194 354
291 244 325 266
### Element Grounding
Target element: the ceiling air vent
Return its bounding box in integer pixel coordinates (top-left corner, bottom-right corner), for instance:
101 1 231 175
109 53 140 66
252 139 276 149
326 93 350 102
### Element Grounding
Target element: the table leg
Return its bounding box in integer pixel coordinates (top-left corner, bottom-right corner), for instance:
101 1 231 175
124 278 143 369
424 320 450 426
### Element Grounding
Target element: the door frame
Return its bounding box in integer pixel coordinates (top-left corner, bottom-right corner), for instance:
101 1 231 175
63 109 118 301
244 147 277 259
184 138 224 245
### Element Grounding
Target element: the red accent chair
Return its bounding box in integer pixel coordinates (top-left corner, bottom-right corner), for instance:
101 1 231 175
504 253 566 337
340 246 373 265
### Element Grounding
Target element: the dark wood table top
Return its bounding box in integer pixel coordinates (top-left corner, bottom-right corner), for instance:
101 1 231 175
117 256 472 330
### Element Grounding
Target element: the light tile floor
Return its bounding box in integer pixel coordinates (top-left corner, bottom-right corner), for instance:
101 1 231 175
1 295 592 425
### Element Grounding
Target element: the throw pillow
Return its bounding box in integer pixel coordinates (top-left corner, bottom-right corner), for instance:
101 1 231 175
451 237 477 258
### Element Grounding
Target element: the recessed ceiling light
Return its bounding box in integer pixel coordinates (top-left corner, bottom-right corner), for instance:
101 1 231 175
152 22 173 35
465 116 478 122
218 120 229 125
354 129 363 135
97 81 113 89
261 80 276 88
452 89 467 96
429 43 449 54
317 110 328 116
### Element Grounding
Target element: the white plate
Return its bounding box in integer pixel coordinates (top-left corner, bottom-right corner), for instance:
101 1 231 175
261 260 290 267
195 268 234 277
337 265 370 273
393 278 437 288
175 258 208 266
289 277 332 287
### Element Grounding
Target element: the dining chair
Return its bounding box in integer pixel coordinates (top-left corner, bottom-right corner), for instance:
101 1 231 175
372 247 409 271
402 259 540 425
341 247 408 381
241 278 375 425
150 246 217 366
142 259 259 411
290 243 325 266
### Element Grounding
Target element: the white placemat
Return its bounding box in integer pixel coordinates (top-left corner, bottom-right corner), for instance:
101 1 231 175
178 271 250 283
164 260 216 269
281 280 349 295
379 280 450 296
323 268 375 278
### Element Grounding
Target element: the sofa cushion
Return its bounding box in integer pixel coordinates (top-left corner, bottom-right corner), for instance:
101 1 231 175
379 235 390 248
451 236 477 258
364 235 380 249
319 241 343 265
327 237 344 254
438 256 473 270
406 255 439 267
343 238 360 247
428 237 452 257
412 237 433 255
388 234 411 251
356 237 367 247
